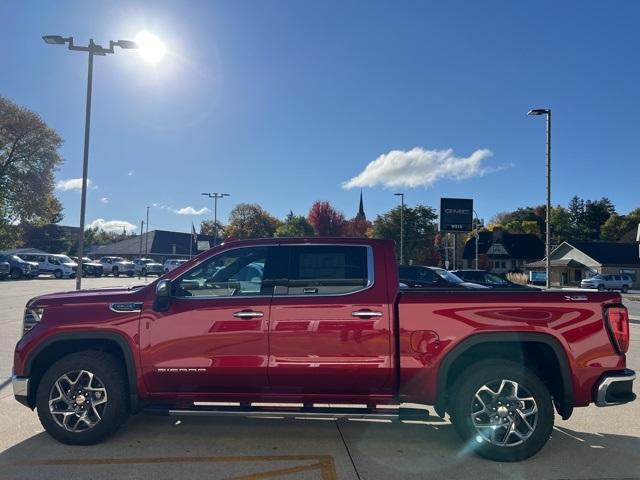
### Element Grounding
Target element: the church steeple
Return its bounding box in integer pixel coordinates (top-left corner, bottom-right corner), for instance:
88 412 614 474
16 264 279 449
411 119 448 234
355 190 366 221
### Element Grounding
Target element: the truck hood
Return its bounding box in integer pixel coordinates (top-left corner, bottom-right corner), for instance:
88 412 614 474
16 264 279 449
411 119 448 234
28 285 147 307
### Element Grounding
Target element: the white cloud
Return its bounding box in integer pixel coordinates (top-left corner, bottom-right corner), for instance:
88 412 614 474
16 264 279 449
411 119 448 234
100 197 109 204
88 218 137 233
56 178 97 191
173 206 210 215
342 147 500 189
127 170 135 177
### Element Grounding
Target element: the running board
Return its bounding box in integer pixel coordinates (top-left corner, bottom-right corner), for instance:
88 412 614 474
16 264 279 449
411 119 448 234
143 404 429 421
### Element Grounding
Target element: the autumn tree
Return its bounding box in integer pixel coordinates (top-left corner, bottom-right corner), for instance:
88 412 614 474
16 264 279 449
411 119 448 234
344 217 371 237
199 219 226 239
275 211 314 237
0 96 64 248
225 203 280 239
307 201 346 236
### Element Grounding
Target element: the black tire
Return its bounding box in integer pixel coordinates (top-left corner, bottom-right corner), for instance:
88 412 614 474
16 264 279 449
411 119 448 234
449 360 554 462
10 268 22 280
127 272 134 277
36 350 129 445
621 285 629 293
53 269 63 279
113 267 119 277
597 284 605 291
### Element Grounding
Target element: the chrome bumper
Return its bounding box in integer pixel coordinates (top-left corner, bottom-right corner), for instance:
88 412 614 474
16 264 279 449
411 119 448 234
12 375 30 407
595 369 636 406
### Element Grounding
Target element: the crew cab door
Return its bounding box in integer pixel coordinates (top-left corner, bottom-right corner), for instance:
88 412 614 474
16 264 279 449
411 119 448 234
268 244 393 395
139 246 273 394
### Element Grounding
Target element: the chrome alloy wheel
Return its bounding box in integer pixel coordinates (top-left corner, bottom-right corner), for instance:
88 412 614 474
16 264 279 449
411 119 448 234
49 370 108 432
471 379 538 447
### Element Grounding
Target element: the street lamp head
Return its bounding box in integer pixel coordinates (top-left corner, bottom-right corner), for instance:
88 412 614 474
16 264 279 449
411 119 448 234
528 108 550 116
114 39 138 49
394 193 404 197
42 35 68 45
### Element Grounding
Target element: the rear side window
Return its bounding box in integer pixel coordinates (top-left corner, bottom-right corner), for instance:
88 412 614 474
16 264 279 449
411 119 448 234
285 245 370 295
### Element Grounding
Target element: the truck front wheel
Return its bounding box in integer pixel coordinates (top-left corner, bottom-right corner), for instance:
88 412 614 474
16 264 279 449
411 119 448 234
36 351 129 445
449 360 554 462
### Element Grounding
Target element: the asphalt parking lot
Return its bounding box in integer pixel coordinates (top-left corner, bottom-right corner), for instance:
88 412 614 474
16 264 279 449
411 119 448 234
0 277 638 480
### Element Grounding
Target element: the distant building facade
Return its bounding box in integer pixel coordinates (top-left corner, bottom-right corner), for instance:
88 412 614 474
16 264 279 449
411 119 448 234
462 230 544 274
90 229 217 263
526 240 640 288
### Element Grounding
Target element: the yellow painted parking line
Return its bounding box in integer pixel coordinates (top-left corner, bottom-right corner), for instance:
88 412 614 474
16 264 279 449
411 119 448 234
17 454 338 480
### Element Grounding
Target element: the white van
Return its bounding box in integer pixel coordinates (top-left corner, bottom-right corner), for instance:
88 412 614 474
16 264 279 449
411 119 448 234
18 253 78 279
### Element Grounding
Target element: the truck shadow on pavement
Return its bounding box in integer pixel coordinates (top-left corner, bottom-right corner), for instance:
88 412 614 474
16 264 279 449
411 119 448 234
1 414 639 480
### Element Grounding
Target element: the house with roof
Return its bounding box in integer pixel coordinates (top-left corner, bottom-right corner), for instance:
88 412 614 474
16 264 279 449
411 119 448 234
525 240 640 288
461 229 544 274
89 229 216 263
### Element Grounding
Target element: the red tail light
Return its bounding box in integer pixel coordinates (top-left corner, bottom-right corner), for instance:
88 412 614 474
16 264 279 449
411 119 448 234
605 305 630 354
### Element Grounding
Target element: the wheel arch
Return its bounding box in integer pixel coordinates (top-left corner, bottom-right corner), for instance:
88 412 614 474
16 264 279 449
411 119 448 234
24 332 139 412
435 332 574 420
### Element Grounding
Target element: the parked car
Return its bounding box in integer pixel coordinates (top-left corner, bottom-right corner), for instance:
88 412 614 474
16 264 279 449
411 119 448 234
133 258 163 277
98 257 135 277
0 260 9 279
399 265 487 289
0 254 38 279
13 238 634 461
163 258 188 273
19 253 78 279
453 269 533 289
581 274 633 293
71 257 104 277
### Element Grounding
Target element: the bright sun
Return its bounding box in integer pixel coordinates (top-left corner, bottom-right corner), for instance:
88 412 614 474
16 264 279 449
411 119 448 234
135 31 166 64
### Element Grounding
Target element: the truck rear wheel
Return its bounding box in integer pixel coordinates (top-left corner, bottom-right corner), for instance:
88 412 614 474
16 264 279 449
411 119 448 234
36 351 129 445
449 360 554 462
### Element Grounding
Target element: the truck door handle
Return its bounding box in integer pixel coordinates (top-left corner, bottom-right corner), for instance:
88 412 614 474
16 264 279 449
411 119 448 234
233 310 264 319
351 309 383 318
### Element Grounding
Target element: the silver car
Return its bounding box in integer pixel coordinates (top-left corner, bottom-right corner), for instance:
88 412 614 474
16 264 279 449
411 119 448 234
133 258 163 277
581 274 632 293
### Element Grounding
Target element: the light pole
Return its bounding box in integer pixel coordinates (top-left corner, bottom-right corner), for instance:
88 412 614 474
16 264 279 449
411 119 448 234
528 108 552 289
43 35 139 290
394 193 405 265
201 193 230 245
473 209 481 269
145 206 150 256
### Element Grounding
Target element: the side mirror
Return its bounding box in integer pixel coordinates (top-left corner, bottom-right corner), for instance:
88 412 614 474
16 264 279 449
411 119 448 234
154 279 172 312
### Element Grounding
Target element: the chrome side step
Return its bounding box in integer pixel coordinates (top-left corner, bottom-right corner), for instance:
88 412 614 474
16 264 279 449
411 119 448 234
143 404 429 421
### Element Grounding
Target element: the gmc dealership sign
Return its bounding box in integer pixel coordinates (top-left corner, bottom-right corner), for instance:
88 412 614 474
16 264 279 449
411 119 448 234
440 198 473 232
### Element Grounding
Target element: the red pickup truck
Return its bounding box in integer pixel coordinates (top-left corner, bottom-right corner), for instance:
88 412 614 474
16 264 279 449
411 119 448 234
12 238 635 461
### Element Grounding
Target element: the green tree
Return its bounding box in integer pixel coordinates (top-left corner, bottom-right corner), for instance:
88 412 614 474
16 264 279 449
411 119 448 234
0 96 64 248
21 224 72 253
583 197 615 240
226 203 280 239
371 204 438 264
549 205 572 243
275 211 315 237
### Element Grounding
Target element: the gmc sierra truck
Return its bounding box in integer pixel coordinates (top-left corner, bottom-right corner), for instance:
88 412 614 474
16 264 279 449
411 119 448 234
12 238 635 461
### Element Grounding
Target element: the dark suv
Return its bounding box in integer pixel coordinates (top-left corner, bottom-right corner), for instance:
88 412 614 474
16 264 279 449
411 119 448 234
0 254 38 279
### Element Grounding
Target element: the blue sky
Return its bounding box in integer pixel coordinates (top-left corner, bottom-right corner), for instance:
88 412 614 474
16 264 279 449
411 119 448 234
1 0 639 233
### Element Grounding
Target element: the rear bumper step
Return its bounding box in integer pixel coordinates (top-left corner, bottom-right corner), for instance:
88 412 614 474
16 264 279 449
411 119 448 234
143 404 429 420
595 369 636 407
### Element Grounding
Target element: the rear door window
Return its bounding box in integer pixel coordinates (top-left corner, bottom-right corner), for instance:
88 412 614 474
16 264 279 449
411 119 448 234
284 245 370 295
